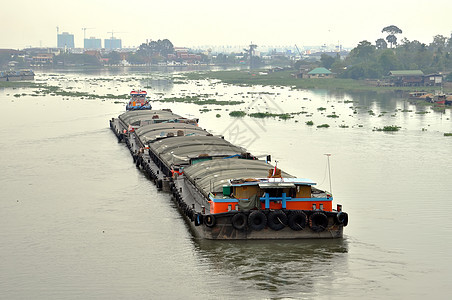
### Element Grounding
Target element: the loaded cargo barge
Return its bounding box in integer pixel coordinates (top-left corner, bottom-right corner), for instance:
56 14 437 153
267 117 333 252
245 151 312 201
109 108 348 240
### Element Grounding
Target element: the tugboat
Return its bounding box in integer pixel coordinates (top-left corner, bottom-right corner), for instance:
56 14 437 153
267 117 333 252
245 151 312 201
126 90 151 110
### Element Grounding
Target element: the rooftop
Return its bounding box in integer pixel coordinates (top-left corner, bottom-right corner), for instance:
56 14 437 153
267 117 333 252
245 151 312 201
389 70 424 76
308 67 332 75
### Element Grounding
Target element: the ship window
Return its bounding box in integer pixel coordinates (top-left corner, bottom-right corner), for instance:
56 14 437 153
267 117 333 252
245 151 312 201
265 188 282 197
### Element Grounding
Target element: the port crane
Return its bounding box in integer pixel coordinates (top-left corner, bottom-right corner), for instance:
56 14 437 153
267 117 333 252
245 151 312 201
295 44 303 58
107 31 125 39
82 27 95 40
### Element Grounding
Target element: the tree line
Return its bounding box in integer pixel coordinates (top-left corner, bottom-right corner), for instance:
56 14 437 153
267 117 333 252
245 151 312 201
315 25 452 80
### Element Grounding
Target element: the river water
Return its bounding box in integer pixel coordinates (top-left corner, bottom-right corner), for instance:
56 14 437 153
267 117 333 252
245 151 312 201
0 69 451 299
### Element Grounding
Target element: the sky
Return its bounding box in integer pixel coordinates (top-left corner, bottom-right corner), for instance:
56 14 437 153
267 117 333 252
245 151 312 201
1 0 451 50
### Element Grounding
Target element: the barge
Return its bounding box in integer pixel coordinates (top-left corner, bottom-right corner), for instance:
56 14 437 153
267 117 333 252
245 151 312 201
0 70 35 81
110 109 348 239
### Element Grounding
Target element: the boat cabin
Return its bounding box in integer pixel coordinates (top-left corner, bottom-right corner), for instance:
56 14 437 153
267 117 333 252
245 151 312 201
127 90 151 110
210 177 332 214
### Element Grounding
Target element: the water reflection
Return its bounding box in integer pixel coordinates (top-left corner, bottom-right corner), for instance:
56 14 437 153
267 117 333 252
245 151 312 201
193 237 348 295
139 78 174 92
39 65 231 76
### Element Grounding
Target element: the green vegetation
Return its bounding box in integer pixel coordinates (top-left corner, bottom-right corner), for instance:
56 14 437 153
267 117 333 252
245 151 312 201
1 83 128 100
336 31 452 80
227 110 292 119
186 27 452 94
34 86 127 99
186 69 451 93
317 124 330 128
374 125 401 131
444 133 452 136
306 120 314 126
54 53 102 66
187 70 378 91
229 111 246 117
216 114 221 118
248 112 293 120
157 96 243 105
0 81 40 88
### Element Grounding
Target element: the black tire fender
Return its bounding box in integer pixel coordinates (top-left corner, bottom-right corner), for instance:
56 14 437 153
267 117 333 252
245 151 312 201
336 212 348 226
248 211 267 231
288 210 308 231
309 212 329 232
231 213 247 231
204 215 216 227
267 211 287 231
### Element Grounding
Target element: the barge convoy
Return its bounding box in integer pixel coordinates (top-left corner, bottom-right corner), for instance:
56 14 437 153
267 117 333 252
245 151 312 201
110 107 348 240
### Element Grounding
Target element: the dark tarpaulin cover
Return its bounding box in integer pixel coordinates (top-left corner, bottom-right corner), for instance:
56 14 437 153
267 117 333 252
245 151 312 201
238 194 261 211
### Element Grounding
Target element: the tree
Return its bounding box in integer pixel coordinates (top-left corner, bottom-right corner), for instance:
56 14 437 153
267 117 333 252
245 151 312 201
158 39 174 57
386 35 398 48
376 38 387 50
320 53 336 69
349 40 375 62
244 43 257 69
136 38 175 64
382 25 402 48
430 35 447 52
378 49 398 73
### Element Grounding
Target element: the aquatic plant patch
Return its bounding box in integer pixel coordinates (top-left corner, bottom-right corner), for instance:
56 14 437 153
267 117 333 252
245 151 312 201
229 111 247 117
374 125 401 132
156 96 243 105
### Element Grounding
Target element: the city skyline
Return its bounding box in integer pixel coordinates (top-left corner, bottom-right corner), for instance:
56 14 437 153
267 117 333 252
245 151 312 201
1 0 452 50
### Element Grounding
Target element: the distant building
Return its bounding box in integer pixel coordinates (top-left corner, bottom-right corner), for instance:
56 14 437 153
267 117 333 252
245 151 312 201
423 73 443 86
84 50 101 60
32 53 54 65
307 67 333 78
0 49 22 55
57 32 75 48
104 38 122 50
84 37 102 49
388 70 424 86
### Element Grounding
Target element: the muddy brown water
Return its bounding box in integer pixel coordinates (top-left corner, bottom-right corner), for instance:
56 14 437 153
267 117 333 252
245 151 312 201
1 69 451 299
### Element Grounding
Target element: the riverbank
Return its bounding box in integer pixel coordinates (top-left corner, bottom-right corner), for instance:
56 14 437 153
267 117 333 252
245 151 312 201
0 81 40 88
185 69 452 94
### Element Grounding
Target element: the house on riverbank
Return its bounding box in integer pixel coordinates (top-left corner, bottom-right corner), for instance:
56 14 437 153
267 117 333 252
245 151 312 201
306 67 333 78
387 70 444 87
389 70 424 86
423 73 443 86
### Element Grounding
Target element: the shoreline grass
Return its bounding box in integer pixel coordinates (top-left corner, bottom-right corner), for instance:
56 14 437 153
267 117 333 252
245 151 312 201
185 70 452 94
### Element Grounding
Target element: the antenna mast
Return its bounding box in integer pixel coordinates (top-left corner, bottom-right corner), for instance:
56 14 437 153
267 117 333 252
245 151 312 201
324 154 332 193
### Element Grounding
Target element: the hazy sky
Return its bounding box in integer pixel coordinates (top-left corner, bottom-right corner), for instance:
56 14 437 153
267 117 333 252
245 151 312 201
1 0 451 49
